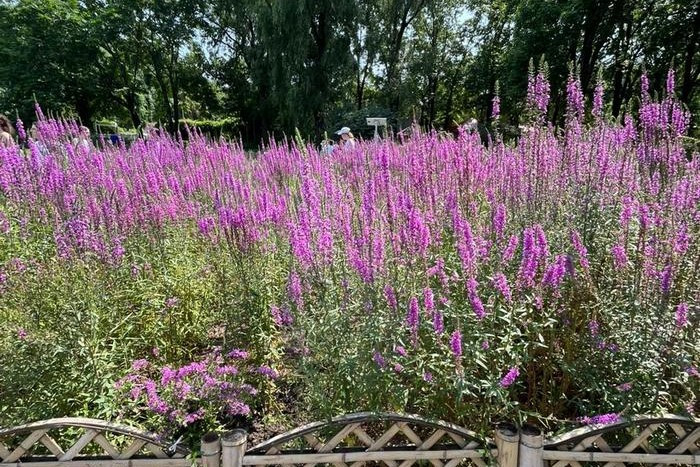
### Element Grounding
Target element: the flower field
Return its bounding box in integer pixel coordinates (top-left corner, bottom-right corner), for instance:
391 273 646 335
0 72 697 443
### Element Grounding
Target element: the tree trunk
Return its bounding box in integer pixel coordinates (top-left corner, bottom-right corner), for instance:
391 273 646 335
680 7 699 103
126 92 142 130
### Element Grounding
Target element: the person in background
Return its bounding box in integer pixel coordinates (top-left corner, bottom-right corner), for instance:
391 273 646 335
335 126 356 147
28 123 50 156
74 126 92 150
0 114 15 147
320 138 335 155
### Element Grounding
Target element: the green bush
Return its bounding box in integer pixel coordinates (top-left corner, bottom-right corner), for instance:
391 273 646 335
179 118 240 140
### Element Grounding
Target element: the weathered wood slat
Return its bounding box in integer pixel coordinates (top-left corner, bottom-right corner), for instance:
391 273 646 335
368 424 402 451
60 429 98 461
92 434 120 459
319 423 361 453
4 429 49 463
602 423 660 467
396 429 446 467
145 442 169 459
0 460 195 467
241 448 491 464
349 426 374 448
0 442 11 461
303 433 323 450
591 437 624 467
395 423 422 446
670 423 689 440
542 450 699 463
550 434 600 467
38 434 65 458
446 432 466 447
117 438 146 460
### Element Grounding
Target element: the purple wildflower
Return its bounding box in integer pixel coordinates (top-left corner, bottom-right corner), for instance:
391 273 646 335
450 330 462 358
432 310 444 335
542 255 567 290
593 82 604 118
17 328 28 340
227 401 251 416
373 351 386 369
384 284 398 310
492 95 501 120
500 367 519 388
216 365 239 375
227 349 249 359
666 69 675 95
616 382 632 392
131 359 149 371
183 408 205 425
481 340 490 350
423 372 433 382
518 228 538 288
492 203 506 238
502 234 519 264
288 271 303 306
161 366 176 386
570 230 589 271
611 244 628 270
271 305 294 326
660 264 673 295
589 320 600 337
394 345 408 357
393 363 404 373
492 272 512 302
256 366 278 379
423 287 435 315
406 297 420 335
578 413 621 426
675 303 689 329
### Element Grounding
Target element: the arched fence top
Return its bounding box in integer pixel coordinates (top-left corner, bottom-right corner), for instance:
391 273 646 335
545 413 700 448
0 417 189 463
249 411 492 454
0 417 167 443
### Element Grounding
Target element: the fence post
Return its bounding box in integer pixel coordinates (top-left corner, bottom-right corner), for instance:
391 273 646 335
518 424 544 467
201 432 221 467
495 422 519 467
222 429 247 467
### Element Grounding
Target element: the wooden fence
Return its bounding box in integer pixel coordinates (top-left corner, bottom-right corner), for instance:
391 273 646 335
0 412 697 466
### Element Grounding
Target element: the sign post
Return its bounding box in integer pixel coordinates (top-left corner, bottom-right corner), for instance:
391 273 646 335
366 117 387 140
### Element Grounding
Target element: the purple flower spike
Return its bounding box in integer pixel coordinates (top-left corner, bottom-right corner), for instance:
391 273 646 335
450 330 462 358
578 413 621 426
500 367 519 388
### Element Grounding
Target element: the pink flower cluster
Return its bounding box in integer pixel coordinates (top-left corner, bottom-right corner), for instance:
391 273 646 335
114 348 268 429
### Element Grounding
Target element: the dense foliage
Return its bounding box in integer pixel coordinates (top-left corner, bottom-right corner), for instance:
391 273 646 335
0 72 698 442
0 0 698 143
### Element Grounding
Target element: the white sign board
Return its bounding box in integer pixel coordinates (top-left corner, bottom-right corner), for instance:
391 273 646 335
367 117 387 140
366 117 387 126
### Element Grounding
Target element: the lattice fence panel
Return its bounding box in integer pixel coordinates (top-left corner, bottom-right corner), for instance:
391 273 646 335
544 416 700 466
0 417 189 465
245 412 493 467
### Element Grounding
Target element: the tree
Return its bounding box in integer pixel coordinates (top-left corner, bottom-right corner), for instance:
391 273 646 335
0 0 100 123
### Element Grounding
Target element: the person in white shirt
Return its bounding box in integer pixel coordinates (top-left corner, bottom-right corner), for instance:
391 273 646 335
320 138 335 155
335 126 356 147
73 126 93 151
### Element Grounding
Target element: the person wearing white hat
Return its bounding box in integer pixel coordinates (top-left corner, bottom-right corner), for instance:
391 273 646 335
335 126 356 147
